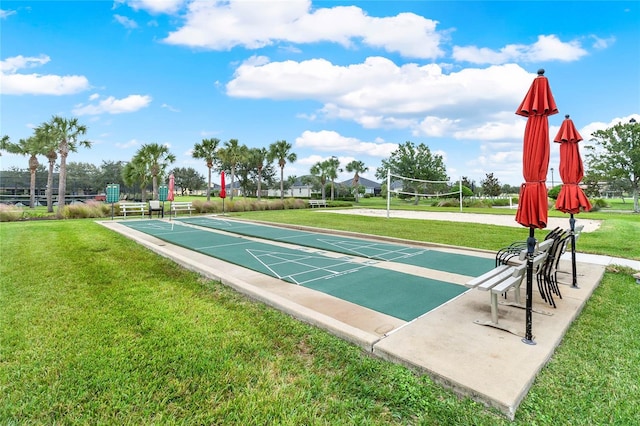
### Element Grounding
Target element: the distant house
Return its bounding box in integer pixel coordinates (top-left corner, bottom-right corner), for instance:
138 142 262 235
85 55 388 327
340 177 382 195
266 176 313 198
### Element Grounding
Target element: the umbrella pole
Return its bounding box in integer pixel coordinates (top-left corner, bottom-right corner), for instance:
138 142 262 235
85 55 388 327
523 227 537 345
570 214 579 288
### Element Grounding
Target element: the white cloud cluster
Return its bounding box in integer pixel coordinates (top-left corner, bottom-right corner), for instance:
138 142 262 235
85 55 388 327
453 35 588 64
114 14 138 29
117 0 185 15
0 9 17 19
0 55 89 95
72 94 152 115
295 130 397 158
228 57 536 139
163 0 443 59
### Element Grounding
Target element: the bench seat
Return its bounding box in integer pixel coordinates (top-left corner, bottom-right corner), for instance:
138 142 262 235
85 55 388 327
170 201 193 217
119 202 146 218
308 199 327 208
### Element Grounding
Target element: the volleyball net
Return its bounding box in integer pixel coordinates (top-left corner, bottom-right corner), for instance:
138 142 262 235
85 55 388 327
385 171 463 217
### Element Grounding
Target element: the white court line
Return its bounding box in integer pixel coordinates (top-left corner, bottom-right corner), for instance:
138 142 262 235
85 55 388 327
247 249 369 285
317 238 427 261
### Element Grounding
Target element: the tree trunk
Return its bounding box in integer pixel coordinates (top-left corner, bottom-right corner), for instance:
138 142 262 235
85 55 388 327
280 167 284 201
257 166 262 201
29 168 37 209
230 168 235 200
47 159 55 213
56 146 68 219
206 166 212 201
29 155 38 209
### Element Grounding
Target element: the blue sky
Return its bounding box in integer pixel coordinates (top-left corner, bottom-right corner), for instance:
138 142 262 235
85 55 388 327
1 0 639 186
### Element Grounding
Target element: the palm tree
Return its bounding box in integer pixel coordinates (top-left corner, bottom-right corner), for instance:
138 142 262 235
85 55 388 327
1 136 47 208
192 138 220 201
34 123 61 212
218 139 244 200
248 147 269 200
122 156 150 202
268 140 297 201
326 156 342 201
45 116 91 218
310 161 329 200
0 135 9 152
137 143 176 200
345 160 369 203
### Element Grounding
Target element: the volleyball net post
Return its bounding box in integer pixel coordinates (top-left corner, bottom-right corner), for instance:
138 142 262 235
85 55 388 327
385 169 463 217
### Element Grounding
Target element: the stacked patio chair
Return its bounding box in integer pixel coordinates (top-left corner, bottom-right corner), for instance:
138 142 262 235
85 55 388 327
495 227 563 267
536 232 572 308
495 227 572 308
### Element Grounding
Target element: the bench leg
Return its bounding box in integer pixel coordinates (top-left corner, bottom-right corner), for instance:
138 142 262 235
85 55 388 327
473 293 525 337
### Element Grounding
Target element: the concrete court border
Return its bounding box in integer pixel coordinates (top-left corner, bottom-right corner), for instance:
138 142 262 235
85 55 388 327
98 218 605 420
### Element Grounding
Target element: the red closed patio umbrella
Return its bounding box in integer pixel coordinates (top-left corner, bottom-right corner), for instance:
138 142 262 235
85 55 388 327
515 69 558 344
220 171 226 214
168 173 175 202
554 115 592 287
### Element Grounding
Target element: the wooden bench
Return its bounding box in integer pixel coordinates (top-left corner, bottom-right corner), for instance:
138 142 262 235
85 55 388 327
170 201 193 217
119 202 146 218
466 251 549 336
308 199 327 208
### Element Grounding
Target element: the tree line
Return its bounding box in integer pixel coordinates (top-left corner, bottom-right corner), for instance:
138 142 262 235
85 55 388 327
4 117 637 212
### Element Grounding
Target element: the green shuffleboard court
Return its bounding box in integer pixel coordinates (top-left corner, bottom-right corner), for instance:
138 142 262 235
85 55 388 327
177 216 495 276
119 219 478 322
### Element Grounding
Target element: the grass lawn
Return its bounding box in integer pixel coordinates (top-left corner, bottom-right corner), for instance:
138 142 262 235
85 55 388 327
1 216 639 424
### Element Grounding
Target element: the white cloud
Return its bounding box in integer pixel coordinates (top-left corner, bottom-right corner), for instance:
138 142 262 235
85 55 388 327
123 0 185 14
0 9 17 19
114 14 138 29
0 54 50 73
295 130 397 157
115 138 141 149
0 55 89 95
161 103 180 112
453 35 589 64
580 114 640 141
72 94 152 115
590 35 615 50
163 0 444 59
229 57 535 140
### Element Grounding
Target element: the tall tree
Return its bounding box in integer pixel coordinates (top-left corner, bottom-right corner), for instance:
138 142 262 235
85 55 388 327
268 140 297 200
375 141 448 205
248 147 269 200
137 143 176 200
345 160 368 203
66 162 101 195
97 160 127 192
0 135 10 153
586 118 640 212
217 139 244 200
192 138 220 201
326 156 341 201
35 124 60 212
122 156 150 202
170 167 205 196
480 173 501 197
310 161 329 200
45 116 91 218
1 136 47 208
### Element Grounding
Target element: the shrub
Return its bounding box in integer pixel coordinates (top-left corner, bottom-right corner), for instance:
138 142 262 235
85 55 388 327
437 200 460 208
64 201 109 219
0 204 24 222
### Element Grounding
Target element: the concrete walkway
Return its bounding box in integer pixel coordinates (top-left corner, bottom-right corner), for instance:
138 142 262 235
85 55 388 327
99 217 626 420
